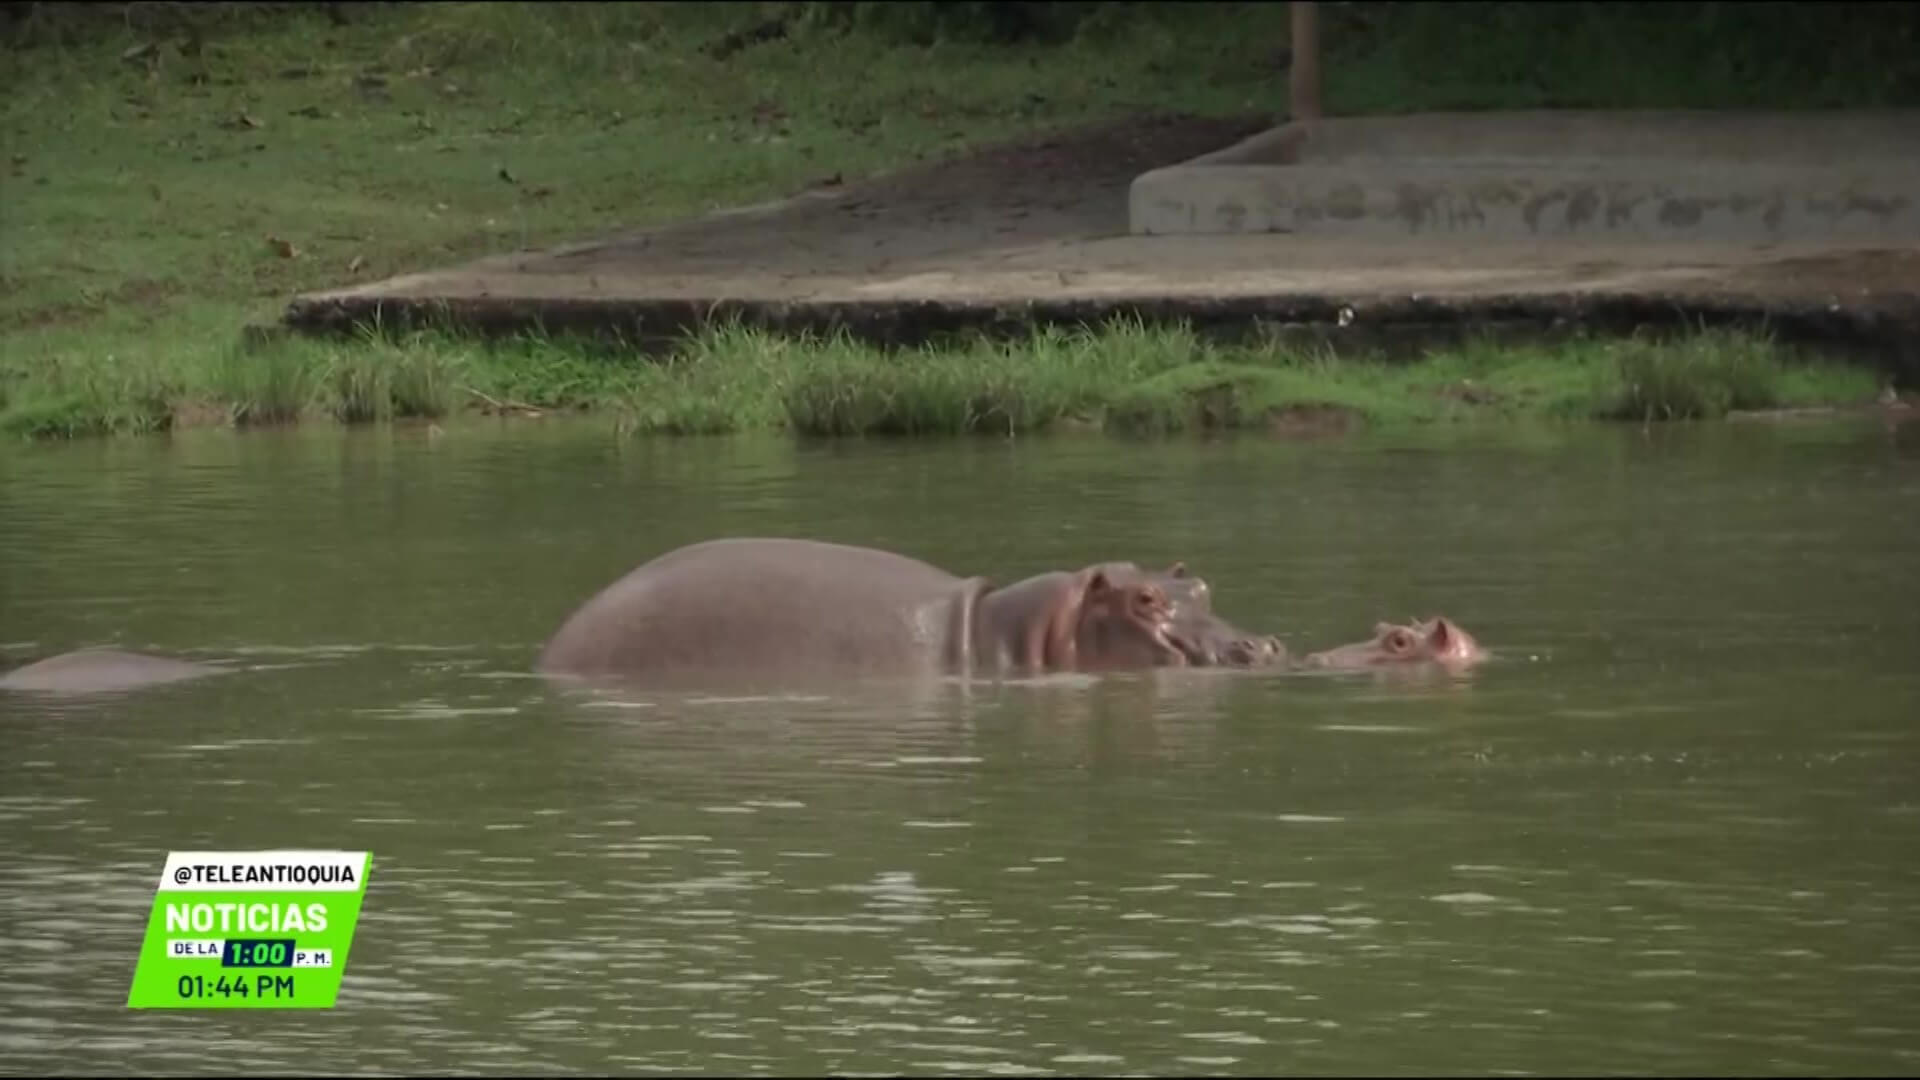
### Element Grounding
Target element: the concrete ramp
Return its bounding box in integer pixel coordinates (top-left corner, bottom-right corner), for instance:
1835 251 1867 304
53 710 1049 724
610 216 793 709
1129 110 1920 243
281 111 1919 380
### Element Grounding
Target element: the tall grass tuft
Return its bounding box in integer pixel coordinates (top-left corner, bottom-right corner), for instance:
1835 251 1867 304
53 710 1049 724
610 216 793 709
311 332 464 423
1605 329 1789 421
780 319 1206 436
0 352 175 439
211 342 319 427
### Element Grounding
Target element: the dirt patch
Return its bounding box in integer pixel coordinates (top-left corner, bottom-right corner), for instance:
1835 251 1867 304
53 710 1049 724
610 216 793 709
1714 248 1920 304
1728 395 1919 425
1265 404 1364 438
168 398 232 430
535 111 1276 276
1431 380 1503 406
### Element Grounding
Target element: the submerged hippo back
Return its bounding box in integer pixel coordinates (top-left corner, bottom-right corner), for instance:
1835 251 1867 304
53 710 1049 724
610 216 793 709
0 648 227 695
537 537 983 683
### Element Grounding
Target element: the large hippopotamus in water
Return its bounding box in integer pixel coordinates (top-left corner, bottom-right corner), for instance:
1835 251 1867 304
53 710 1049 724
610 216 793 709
0 648 232 696
536 538 1293 687
536 538 1483 688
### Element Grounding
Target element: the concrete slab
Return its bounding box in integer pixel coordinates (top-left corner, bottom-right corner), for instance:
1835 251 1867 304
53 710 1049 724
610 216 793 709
282 112 1920 380
1129 110 1920 242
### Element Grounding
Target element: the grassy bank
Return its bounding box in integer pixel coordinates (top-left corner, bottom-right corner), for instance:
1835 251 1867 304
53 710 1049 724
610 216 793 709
0 319 1881 440
4 2 1912 442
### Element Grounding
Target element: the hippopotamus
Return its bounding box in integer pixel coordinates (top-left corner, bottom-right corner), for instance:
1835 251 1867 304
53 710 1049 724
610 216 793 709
1298 616 1488 672
536 538 1284 688
1094 565 1483 675
0 648 232 696
1094 561 1287 667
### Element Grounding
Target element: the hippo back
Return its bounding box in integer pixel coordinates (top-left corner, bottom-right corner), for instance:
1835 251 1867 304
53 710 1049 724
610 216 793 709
537 537 984 685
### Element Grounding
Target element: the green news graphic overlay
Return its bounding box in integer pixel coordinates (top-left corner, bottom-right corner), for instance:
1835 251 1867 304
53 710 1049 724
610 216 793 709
127 851 373 1009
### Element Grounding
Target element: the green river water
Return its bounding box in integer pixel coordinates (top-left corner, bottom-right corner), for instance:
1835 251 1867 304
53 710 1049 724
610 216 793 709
2 416 1917 1075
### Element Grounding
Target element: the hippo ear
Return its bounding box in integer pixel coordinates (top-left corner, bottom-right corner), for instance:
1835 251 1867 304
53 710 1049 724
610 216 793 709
1082 568 1114 598
1167 562 1189 577
1427 617 1455 649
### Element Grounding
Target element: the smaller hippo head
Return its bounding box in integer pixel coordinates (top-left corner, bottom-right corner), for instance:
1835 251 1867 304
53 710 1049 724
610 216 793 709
1070 569 1189 671
1214 633 1289 667
1301 616 1487 672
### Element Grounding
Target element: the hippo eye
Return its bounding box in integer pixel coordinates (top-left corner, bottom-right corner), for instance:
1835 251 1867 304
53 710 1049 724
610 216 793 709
1387 629 1414 653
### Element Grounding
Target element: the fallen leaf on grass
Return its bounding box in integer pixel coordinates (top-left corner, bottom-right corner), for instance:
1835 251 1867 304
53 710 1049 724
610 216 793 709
266 236 299 259
347 255 365 273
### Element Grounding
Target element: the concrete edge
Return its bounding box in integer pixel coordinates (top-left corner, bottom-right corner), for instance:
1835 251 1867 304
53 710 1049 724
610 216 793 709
279 289 1920 383
1126 120 1311 227
1177 119 1314 167
1125 113 1920 239
492 184 857 265
1129 160 1920 240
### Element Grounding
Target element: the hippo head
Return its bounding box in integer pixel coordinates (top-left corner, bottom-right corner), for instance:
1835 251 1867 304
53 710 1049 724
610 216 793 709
1300 616 1487 672
1094 561 1288 669
1067 568 1190 671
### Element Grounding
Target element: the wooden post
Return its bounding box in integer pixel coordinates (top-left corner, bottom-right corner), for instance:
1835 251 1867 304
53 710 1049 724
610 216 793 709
1290 1 1321 125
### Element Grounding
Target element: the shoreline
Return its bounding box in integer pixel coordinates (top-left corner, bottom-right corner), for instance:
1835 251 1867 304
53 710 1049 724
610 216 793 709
2 322 1897 443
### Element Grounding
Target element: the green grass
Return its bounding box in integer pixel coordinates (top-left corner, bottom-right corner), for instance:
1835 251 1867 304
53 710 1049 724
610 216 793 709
0 316 1882 441
1313 1 1919 114
2 2 1290 341
3 1 1911 442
